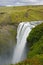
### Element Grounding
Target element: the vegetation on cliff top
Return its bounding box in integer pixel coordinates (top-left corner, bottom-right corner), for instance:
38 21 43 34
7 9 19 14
0 5 43 24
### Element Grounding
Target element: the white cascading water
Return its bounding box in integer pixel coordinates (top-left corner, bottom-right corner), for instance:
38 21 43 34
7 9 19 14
12 21 43 64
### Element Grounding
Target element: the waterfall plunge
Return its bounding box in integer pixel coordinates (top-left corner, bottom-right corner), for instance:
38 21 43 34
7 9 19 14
12 21 43 64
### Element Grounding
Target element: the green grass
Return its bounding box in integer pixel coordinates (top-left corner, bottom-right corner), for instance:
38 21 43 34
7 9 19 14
27 36 43 58
27 23 43 58
11 55 43 65
0 5 43 24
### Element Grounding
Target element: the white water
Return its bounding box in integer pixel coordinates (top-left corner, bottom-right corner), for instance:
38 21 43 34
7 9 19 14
12 21 43 64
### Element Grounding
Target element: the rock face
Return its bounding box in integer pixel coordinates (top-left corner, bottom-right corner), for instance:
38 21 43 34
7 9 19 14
0 25 17 55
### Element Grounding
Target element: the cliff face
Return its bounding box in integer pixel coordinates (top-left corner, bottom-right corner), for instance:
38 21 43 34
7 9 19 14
0 11 18 55
0 6 19 55
0 24 17 55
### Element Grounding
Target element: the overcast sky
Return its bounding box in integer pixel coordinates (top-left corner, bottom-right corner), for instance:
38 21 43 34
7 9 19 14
0 0 43 6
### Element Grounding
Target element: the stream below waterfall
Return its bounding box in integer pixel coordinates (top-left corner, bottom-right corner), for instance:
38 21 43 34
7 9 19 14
0 21 43 65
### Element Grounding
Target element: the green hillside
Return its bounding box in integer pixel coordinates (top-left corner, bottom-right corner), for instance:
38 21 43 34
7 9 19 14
0 5 43 24
27 23 43 58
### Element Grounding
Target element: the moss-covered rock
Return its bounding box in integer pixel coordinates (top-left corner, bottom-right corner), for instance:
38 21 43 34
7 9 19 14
27 23 43 58
27 23 43 47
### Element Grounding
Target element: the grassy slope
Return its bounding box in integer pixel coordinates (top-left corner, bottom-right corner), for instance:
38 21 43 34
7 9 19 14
13 23 43 65
27 23 43 58
0 5 43 24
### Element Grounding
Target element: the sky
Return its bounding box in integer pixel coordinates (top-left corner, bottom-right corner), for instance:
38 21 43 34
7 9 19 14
0 0 43 6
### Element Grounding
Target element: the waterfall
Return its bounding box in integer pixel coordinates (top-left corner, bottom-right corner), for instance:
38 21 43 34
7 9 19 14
12 21 43 64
